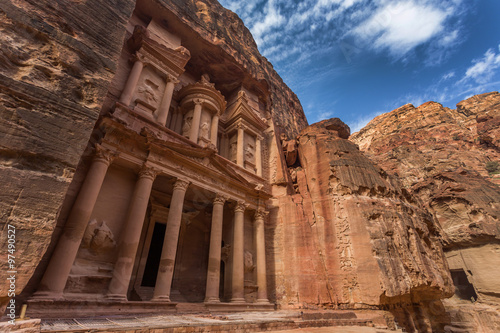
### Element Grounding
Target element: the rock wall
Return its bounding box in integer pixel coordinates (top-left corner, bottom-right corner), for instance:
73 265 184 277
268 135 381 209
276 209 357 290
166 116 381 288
350 92 500 332
0 0 135 308
270 118 454 331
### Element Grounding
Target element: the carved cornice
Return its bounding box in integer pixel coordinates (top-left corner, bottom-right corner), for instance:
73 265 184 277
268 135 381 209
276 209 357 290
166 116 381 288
139 164 160 180
235 201 248 213
94 144 118 165
213 194 229 205
173 178 190 191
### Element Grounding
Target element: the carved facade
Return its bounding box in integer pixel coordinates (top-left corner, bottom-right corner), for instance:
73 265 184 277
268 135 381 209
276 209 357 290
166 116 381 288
27 4 276 316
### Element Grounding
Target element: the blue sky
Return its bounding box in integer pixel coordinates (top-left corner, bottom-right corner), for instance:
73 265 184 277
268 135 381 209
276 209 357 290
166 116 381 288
218 0 500 132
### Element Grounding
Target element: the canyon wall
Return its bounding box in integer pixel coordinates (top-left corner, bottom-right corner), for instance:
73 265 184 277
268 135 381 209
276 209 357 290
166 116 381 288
351 92 500 332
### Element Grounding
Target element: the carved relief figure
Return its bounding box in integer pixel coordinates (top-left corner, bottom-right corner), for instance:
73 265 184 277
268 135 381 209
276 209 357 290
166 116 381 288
82 219 116 255
245 143 255 163
199 121 209 139
182 110 194 138
244 250 255 272
229 142 237 162
137 79 159 105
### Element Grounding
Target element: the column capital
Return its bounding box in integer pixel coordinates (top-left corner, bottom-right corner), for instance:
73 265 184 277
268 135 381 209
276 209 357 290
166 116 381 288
213 194 228 205
236 122 246 131
173 178 190 191
254 208 269 220
193 98 205 106
94 145 118 166
234 201 248 213
129 53 144 64
166 74 179 85
256 134 264 141
139 164 160 181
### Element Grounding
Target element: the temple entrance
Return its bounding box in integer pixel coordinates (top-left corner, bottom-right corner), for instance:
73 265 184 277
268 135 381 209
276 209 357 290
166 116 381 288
141 222 166 287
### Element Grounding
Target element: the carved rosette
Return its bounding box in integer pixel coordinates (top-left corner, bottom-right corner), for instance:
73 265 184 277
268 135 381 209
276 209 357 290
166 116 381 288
138 165 160 181
235 201 248 213
94 145 118 166
173 179 190 192
213 194 228 206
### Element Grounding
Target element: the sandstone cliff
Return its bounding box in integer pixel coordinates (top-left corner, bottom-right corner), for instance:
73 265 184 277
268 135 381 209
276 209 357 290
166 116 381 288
271 118 454 331
350 92 500 249
350 92 500 332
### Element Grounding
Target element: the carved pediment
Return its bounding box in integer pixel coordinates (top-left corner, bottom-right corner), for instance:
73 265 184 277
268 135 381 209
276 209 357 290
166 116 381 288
223 92 268 131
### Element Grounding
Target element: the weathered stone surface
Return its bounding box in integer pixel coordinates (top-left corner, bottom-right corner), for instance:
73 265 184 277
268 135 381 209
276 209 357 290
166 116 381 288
350 92 500 332
350 93 500 249
270 119 453 331
0 0 135 307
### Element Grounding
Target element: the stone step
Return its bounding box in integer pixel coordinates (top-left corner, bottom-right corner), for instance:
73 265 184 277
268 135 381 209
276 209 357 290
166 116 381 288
176 302 210 314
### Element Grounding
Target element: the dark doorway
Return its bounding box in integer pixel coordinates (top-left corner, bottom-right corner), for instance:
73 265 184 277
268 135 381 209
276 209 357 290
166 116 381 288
450 269 478 300
219 260 225 300
141 222 166 287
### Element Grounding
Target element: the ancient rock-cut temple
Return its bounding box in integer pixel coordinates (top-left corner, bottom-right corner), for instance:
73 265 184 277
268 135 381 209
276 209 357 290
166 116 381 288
1 0 499 332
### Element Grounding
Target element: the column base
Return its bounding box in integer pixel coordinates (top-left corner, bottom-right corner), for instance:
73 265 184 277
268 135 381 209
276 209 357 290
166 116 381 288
106 294 128 301
151 295 171 302
230 298 246 304
256 298 271 304
204 297 220 303
31 291 64 300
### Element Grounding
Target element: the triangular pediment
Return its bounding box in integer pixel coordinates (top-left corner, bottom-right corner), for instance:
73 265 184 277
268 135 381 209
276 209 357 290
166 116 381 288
224 96 268 130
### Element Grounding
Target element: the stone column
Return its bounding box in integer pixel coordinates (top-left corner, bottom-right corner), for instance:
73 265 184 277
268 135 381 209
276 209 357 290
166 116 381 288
107 165 158 300
189 100 203 143
231 201 247 303
254 209 270 303
175 108 184 134
152 179 190 301
255 135 263 177
34 146 116 298
210 114 220 147
236 123 245 167
120 56 144 106
204 194 227 303
156 76 178 126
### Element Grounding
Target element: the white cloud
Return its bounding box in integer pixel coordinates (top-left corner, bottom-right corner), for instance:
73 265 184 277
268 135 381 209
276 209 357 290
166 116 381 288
352 1 449 56
461 45 500 84
349 111 384 133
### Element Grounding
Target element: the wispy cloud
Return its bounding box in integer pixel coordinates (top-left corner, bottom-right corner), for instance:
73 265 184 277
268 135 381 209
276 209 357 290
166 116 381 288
459 44 500 84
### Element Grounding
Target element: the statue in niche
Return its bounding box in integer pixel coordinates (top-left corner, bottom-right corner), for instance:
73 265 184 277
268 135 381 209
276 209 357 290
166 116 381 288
137 79 159 105
245 143 255 162
280 133 298 166
199 121 209 139
200 73 215 87
244 250 255 272
182 111 193 138
82 219 116 255
229 142 237 162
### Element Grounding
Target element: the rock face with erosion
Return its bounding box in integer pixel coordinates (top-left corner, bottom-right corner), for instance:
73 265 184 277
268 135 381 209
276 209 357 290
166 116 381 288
271 118 454 332
351 92 500 332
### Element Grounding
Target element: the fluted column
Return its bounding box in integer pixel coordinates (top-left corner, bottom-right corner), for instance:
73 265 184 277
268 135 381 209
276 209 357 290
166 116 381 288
152 179 190 301
34 146 116 298
189 100 203 143
120 56 144 106
107 165 158 300
231 201 247 303
255 135 263 177
236 123 245 167
204 194 227 303
254 209 269 303
156 76 178 126
210 114 220 147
